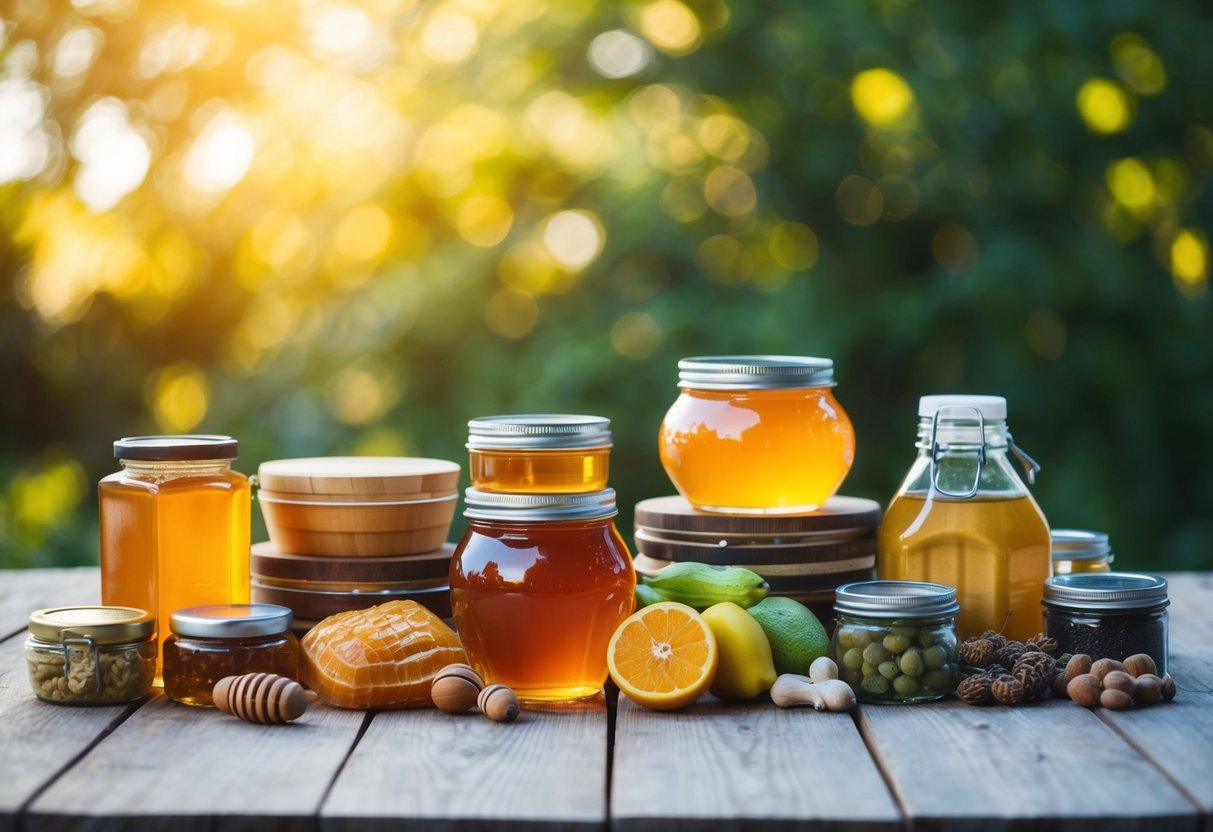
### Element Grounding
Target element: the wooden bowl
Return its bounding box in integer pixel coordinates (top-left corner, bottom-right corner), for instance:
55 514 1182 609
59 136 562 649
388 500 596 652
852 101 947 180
258 494 457 557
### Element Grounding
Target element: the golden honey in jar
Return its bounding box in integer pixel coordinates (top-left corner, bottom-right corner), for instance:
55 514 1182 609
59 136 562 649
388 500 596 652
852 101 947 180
450 488 635 702
99 435 251 678
877 396 1050 641
162 604 299 706
467 415 611 494
1051 529 1114 575
659 356 856 514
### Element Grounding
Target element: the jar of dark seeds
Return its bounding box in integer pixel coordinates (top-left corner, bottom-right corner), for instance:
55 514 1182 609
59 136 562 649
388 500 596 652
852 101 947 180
1042 573 1169 674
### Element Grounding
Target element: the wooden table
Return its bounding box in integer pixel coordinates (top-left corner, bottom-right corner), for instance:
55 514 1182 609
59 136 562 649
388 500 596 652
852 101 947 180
1 568 1210 832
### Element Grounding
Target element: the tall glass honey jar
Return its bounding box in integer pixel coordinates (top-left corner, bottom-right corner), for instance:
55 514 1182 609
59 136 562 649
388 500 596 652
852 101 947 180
99 436 251 677
466 415 611 494
877 396 1050 641
450 488 636 702
659 356 855 514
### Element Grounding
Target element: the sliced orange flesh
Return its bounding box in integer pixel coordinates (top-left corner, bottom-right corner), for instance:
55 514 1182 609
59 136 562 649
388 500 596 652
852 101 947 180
607 601 717 711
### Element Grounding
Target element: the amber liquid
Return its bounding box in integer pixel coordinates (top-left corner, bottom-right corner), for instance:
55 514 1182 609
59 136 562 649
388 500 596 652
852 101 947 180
877 493 1050 641
660 387 854 513
450 518 635 702
100 466 251 677
469 448 610 494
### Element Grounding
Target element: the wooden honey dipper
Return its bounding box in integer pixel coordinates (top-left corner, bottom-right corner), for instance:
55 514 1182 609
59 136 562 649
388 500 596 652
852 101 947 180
212 673 310 724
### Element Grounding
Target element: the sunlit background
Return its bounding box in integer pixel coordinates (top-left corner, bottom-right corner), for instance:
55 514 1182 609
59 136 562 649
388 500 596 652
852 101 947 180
1 0 1210 571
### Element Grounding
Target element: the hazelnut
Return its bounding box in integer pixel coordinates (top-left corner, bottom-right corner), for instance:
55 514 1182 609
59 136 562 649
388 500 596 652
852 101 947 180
1100 688 1133 710
1123 654 1157 678
430 664 484 714
1063 654 1092 683
1090 658 1125 680
1102 670 1137 696
1160 674 1177 701
1066 673 1102 708
1051 671 1070 699
1133 676 1162 706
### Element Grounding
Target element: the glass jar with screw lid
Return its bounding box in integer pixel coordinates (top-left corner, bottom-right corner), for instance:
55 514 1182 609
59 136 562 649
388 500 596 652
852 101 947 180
833 580 960 703
1043 572 1168 674
25 606 156 705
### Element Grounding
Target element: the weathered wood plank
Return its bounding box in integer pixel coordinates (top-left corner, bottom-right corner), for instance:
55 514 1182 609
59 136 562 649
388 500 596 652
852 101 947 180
0 568 99 640
858 697 1199 832
1096 573 1213 832
0 636 134 832
25 692 366 832
322 697 609 831
611 694 900 832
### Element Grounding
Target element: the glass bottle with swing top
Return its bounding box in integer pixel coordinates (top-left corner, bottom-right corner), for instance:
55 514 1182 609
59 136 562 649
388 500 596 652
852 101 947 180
876 395 1051 641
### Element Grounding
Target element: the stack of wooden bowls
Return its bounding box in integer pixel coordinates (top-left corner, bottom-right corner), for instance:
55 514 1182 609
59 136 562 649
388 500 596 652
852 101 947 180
633 495 881 628
252 457 461 629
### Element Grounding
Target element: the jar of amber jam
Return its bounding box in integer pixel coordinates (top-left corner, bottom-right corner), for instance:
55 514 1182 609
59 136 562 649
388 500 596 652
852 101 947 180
1051 529 1115 575
450 488 636 702
163 604 299 707
467 415 611 494
659 356 855 514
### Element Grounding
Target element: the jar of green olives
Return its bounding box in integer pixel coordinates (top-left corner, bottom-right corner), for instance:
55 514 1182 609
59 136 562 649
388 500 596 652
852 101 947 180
833 580 959 703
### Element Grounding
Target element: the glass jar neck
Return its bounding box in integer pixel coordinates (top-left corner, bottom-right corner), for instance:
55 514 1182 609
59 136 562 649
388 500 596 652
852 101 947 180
468 516 615 532
915 417 1009 452
120 459 233 480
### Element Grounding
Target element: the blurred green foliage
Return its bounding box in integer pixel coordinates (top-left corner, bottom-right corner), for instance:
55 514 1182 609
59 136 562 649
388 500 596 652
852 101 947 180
1 0 1210 572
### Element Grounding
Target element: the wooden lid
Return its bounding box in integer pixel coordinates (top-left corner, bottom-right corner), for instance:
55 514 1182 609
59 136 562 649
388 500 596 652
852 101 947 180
256 457 461 496
251 580 452 622
251 541 454 584
633 495 882 536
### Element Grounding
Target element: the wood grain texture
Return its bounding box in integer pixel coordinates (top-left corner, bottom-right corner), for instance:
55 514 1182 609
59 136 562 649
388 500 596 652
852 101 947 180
25 692 366 832
611 695 900 832
1096 574 1213 832
859 697 1199 832
0 568 99 639
0 637 133 832
322 697 609 831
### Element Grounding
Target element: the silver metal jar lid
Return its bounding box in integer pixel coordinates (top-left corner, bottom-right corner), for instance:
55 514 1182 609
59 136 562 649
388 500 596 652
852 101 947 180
1043 573 1168 611
834 580 960 619
1051 529 1114 562
466 415 612 450
169 604 293 638
114 435 238 461
463 487 617 521
676 356 835 390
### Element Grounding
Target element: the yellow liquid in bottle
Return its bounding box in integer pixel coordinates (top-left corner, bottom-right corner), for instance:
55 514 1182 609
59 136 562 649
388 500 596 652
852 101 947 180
100 470 251 676
877 493 1049 641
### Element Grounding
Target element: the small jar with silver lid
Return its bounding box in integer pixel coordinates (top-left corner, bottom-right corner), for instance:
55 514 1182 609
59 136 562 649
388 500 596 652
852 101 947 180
162 604 299 706
658 355 855 514
1043 573 1168 674
1051 529 1115 574
25 606 156 705
450 488 635 702
832 581 959 703
466 414 611 494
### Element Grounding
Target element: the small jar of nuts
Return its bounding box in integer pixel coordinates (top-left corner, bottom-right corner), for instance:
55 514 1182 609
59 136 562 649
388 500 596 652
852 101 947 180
833 580 959 704
26 606 156 705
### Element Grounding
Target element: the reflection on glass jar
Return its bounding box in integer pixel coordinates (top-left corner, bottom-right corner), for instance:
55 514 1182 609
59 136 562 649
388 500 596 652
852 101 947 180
659 356 855 514
450 489 635 702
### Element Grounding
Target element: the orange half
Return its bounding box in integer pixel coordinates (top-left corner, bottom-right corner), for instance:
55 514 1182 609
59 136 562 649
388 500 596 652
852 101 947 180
607 601 718 711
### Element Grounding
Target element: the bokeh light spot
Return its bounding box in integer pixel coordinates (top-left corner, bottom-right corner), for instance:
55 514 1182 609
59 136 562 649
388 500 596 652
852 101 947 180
932 223 979 274
151 362 209 432
334 204 393 262
329 364 397 425
660 177 707 222
698 115 750 161
485 288 539 339
704 166 756 216
311 6 373 58
11 459 87 536
637 0 702 55
835 175 883 226
541 210 604 270
457 195 514 247
71 98 151 212
850 68 915 127
1171 230 1208 296
1111 33 1166 95
1105 158 1155 212
696 234 744 283
768 222 819 271
420 12 480 65
184 116 254 193
1076 78 1133 135
611 312 662 359
588 30 653 79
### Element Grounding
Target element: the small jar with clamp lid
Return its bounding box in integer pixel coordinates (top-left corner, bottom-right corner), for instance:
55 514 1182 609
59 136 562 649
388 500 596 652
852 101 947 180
25 606 156 705
163 604 299 706
1051 529 1115 575
659 356 855 514
1043 573 1168 674
832 581 959 703
450 488 636 702
467 415 611 494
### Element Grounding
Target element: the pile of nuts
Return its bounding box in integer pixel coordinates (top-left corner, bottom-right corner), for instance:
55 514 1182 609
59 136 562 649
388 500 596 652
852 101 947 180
1057 653 1176 711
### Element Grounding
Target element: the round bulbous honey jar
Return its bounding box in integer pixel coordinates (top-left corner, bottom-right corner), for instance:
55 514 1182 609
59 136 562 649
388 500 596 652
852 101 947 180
450 488 636 702
658 356 855 514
